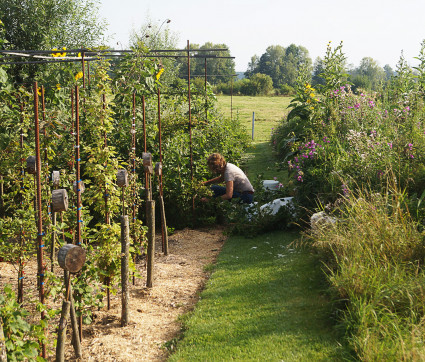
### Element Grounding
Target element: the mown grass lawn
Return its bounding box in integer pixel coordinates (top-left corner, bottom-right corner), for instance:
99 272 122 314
216 95 291 182
168 231 347 361
168 95 348 361
216 95 291 142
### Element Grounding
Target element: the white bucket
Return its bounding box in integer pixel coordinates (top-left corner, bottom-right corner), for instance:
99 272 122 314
263 180 279 190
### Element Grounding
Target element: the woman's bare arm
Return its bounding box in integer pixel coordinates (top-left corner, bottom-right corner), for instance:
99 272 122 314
221 181 233 200
203 174 224 186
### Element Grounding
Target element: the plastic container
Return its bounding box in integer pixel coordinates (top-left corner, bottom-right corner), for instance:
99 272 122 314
262 180 279 190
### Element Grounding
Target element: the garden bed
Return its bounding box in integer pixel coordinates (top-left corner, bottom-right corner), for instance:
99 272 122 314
0 226 226 361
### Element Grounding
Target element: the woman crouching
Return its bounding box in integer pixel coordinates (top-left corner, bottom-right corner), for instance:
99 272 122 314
201 153 254 204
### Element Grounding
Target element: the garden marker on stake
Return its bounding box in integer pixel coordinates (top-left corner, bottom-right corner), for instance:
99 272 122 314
33 81 47 359
131 92 137 285
17 99 25 304
157 87 168 253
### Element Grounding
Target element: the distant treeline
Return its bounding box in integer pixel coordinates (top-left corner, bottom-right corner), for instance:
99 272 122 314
207 44 398 96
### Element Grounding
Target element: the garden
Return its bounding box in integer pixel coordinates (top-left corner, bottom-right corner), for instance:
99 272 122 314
0 14 251 359
3 1 425 358
270 40 425 360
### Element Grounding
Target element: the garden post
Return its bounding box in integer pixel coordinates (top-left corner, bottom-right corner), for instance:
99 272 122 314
252 112 255 140
146 200 155 288
121 215 130 326
55 300 70 362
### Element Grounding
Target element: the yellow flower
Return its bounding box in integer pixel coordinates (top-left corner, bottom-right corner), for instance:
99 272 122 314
37 87 41 96
75 71 83 81
60 47 66 57
310 93 316 98
0 20 3 26
306 98 311 104
156 68 164 80
78 52 82 58
52 48 60 57
56 84 61 90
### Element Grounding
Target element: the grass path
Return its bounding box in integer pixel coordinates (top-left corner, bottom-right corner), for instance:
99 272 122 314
168 231 345 361
168 102 347 360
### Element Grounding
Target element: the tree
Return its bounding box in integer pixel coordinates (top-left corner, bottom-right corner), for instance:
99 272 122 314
246 44 312 89
244 55 259 78
281 44 312 86
255 45 285 87
312 57 325 86
383 64 395 81
241 73 273 96
0 0 107 82
1 0 106 49
175 42 235 85
350 57 385 91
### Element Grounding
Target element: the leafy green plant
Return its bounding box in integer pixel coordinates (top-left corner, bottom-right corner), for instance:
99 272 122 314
0 285 46 361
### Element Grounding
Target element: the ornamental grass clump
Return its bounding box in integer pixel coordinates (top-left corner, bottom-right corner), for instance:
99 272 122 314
308 187 425 359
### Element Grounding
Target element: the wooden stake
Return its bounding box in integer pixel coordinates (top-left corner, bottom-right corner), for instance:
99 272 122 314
64 271 82 358
55 301 70 362
146 200 155 288
51 211 56 273
121 215 130 326
159 195 169 255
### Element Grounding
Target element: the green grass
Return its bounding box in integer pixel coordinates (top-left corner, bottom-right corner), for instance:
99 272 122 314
168 231 345 361
216 95 291 142
216 95 291 182
167 95 346 361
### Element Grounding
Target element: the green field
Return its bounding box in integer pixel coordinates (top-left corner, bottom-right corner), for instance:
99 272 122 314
216 95 292 142
216 95 292 181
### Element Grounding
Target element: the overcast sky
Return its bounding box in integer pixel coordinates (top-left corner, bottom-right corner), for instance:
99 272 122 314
98 0 425 72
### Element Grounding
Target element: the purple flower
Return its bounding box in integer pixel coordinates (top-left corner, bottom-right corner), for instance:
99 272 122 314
354 103 360 109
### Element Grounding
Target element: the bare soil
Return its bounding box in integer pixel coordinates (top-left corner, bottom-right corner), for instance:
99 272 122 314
0 226 227 361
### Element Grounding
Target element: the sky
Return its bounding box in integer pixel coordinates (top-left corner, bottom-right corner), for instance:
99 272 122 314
98 0 425 72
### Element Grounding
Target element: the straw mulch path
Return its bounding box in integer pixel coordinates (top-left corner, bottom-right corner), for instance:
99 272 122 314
0 226 226 361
